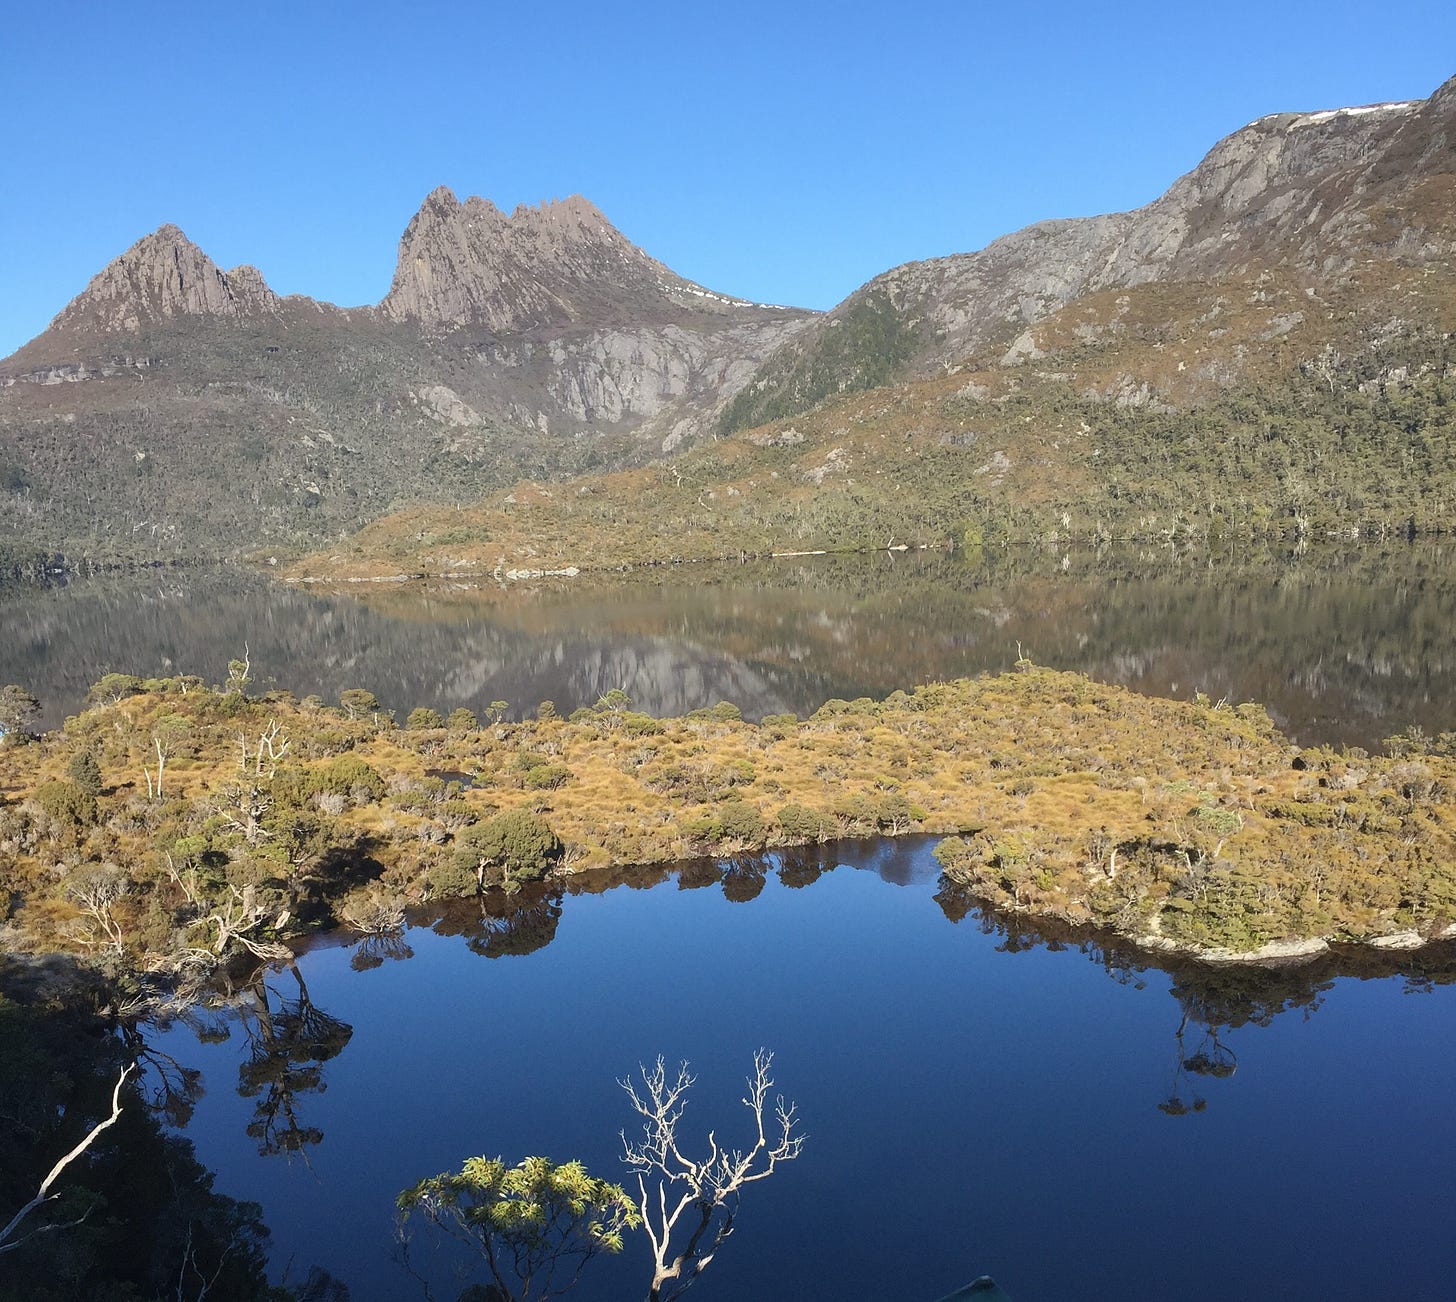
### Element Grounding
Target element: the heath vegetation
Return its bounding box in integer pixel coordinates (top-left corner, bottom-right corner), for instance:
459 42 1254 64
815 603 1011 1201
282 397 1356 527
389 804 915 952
1 659 1454 981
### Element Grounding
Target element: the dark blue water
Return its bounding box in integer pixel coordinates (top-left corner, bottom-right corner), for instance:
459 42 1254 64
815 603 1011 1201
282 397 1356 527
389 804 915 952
145 842 1456 1302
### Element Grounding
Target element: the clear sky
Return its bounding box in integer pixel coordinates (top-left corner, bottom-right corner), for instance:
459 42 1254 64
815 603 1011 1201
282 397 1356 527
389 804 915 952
2 0 1453 356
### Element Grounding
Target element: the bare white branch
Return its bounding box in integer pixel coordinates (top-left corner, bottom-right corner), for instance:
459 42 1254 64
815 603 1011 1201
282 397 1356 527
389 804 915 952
620 1049 804 1302
0 1063 133 1255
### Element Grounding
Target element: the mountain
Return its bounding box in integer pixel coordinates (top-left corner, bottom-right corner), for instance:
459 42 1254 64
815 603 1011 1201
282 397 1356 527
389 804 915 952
4 72 1454 569
288 74 1456 580
381 187 755 332
0 192 812 562
721 75 1456 431
48 224 281 334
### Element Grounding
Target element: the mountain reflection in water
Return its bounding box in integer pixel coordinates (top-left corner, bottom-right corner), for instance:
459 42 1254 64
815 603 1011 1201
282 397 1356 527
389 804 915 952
134 841 1456 1302
4 541 1456 748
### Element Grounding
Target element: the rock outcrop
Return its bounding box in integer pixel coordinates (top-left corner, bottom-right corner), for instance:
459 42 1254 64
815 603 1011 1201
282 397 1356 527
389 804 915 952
381 187 730 333
50 225 281 334
724 74 1456 431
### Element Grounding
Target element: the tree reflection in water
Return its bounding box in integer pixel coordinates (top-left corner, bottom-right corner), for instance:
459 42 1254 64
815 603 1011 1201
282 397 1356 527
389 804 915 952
222 962 355 1159
721 854 770 903
932 871 1456 1114
138 847 1456 1174
428 888 565 959
349 930 415 972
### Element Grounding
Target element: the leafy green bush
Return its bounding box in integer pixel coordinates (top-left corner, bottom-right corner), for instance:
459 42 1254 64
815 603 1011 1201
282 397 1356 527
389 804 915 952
86 673 143 705
451 809 562 890
315 755 387 806
776 803 828 841
67 750 104 796
339 688 381 720
717 800 765 843
35 779 98 829
523 763 570 790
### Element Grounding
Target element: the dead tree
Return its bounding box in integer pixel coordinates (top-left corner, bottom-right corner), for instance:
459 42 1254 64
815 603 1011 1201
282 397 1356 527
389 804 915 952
620 1049 804 1302
0 1064 133 1255
237 719 290 777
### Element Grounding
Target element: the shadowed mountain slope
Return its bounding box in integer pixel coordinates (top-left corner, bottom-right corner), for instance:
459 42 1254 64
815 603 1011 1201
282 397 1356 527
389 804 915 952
0 194 812 561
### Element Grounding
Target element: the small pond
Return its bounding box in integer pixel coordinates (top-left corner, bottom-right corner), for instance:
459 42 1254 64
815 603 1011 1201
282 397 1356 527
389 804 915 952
140 839 1456 1302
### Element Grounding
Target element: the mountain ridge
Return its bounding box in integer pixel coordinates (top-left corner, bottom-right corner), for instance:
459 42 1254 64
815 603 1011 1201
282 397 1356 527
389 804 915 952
0 187 815 560
2 73 1453 565
719 75 1456 432
16 184 798 357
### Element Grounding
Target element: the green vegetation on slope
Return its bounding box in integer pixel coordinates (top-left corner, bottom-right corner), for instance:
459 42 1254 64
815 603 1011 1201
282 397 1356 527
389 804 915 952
298 323 1456 579
717 287 923 434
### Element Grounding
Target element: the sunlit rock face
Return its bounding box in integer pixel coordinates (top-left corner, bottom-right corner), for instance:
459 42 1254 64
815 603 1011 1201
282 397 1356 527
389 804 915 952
726 76 1456 428
50 225 282 334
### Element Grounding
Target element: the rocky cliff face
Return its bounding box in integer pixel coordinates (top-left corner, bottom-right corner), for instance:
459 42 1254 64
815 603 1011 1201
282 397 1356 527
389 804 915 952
370 186 810 450
723 75 1456 431
0 188 813 557
49 225 282 335
380 187 747 333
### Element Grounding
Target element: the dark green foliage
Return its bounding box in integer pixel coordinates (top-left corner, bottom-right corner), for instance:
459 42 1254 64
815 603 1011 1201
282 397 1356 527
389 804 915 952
314 754 386 806
680 800 766 847
0 684 40 737
0 995 280 1302
406 706 445 730
618 711 664 737
338 688 380 721
423 857 479 899
86 674 144 706
719 287 922 433
451 810 562 892
776 803 830 841
716 799 765 843
687 701 743 723
67 750 103 796
34 779 98 829
523 763 570 790
447 706 479 731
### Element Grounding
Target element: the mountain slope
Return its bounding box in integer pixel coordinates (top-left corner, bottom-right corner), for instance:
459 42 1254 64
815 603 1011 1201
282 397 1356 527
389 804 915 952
294 75 1456 578
722 75 1456 432
0 195 812 561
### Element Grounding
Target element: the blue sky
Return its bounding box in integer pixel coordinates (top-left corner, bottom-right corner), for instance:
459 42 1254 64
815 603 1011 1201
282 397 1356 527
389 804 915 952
2 0 1453 356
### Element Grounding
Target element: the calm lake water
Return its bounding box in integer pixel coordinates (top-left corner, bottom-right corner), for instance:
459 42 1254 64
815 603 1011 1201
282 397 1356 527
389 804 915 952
10 543 1456 1299
4 541 1456 749
142 842 1456 1302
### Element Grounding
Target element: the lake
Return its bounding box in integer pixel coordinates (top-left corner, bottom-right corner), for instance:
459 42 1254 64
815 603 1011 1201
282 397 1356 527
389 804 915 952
5 541 1456 750
8 542 1456 1300
140 841 1456 1302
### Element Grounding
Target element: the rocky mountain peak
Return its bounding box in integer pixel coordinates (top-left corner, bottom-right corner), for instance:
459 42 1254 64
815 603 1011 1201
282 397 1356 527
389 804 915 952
52 225 279 335
380 186 701 333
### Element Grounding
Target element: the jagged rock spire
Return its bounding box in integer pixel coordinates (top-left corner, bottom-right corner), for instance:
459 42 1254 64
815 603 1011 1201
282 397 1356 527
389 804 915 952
380 187 692 332
52 224 278 334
